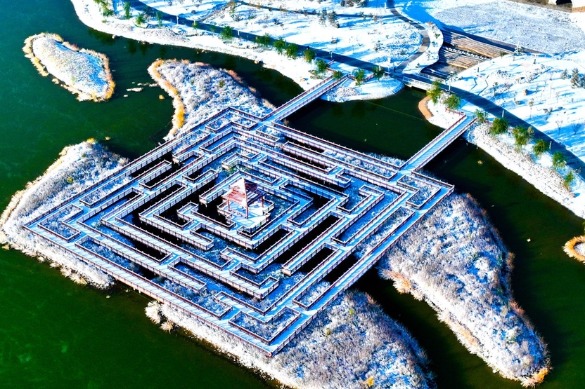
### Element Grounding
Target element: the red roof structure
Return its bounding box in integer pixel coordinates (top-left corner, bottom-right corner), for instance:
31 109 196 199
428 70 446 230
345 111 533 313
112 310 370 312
222 178 263 217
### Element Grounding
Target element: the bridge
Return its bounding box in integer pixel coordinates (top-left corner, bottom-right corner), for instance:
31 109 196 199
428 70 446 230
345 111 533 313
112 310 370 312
263 75 348 123
402 115 477 171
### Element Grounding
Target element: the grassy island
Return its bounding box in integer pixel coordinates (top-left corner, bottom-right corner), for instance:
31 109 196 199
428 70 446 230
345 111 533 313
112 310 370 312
23 33 115 102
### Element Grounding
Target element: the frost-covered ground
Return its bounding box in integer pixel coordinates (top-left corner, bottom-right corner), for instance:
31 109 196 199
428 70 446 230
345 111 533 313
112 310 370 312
378 193 550 386
0 140 125 287
23 33 115 101
148 59 274 137
424 93 585 218
444 52 585 216
202 1 420 69
454 52 585 159
149 291 433 389
70 0 429 100
394 0 585 54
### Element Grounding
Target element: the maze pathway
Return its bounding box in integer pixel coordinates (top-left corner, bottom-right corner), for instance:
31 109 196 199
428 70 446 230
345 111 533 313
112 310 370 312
26 84 466 355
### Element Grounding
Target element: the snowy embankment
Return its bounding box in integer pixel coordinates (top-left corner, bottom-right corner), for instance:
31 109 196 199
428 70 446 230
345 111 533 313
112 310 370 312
0 140 126 288
70 0 317 89
70 0 414 101
379 193 550 387
23 33 115 101
431 50 585 217
322 75 404 102
453 52 585 160
468 123 585 217
426 96 585 218
148 59 274 138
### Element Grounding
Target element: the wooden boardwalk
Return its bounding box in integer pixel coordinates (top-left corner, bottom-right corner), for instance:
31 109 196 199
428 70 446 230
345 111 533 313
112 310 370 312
25 78 471 356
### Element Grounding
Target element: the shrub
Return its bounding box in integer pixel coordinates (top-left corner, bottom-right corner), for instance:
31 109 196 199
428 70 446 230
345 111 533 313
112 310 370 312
221 26 234 41
444 93 461 111
564 171 575 189
511 126 532 148
372 66 384 79
315 59 327 74
353 69 366 86
552 151 566 170
489 117 509 135
123 1 131 19
255 33 271 47
274 38 286 54
135 12 147 26
303 48 315 63
427 80 442 104
475 110 487 124
533 139 548 157
285 43 298 59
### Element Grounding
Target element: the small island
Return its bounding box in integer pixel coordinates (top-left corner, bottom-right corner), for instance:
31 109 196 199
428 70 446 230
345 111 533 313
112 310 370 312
23 33 115 101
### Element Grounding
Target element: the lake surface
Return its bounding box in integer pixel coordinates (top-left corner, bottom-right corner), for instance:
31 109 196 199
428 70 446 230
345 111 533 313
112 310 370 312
1 0 584 387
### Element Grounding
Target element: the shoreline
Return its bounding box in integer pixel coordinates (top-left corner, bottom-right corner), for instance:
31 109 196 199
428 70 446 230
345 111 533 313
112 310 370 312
564 236 585 262
23 33 115 102
378 192 550 386
0 140 124 288
420 96 585 219
69 0 406 101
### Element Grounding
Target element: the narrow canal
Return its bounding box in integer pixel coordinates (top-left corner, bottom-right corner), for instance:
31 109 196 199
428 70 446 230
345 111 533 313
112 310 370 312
0 0 583 387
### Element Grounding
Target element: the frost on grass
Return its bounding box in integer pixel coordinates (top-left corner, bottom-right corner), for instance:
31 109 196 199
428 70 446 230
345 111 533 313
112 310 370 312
379 193 550 386
148 59 274 138
0 140 127 288
23 33 115 101
150 291 434 389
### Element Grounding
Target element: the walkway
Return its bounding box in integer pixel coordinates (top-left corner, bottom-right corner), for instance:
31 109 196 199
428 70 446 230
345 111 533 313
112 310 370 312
402 114 476 171
263 75 349 123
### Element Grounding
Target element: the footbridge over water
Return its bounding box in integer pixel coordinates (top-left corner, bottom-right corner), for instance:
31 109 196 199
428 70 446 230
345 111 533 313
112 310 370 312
402 115 477 172
262 75 349 123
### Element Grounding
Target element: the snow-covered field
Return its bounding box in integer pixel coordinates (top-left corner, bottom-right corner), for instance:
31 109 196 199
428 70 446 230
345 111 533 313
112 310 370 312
425 90 585 218
70 0 431 100
394 0 585 54
203 1 420 69
454 52 585 158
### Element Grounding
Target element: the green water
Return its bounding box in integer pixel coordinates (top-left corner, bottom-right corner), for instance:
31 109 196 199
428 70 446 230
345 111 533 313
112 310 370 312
1 0 584 388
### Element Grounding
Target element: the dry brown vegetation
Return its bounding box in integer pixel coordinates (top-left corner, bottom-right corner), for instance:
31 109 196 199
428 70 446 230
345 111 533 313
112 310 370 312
563 235 585 262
